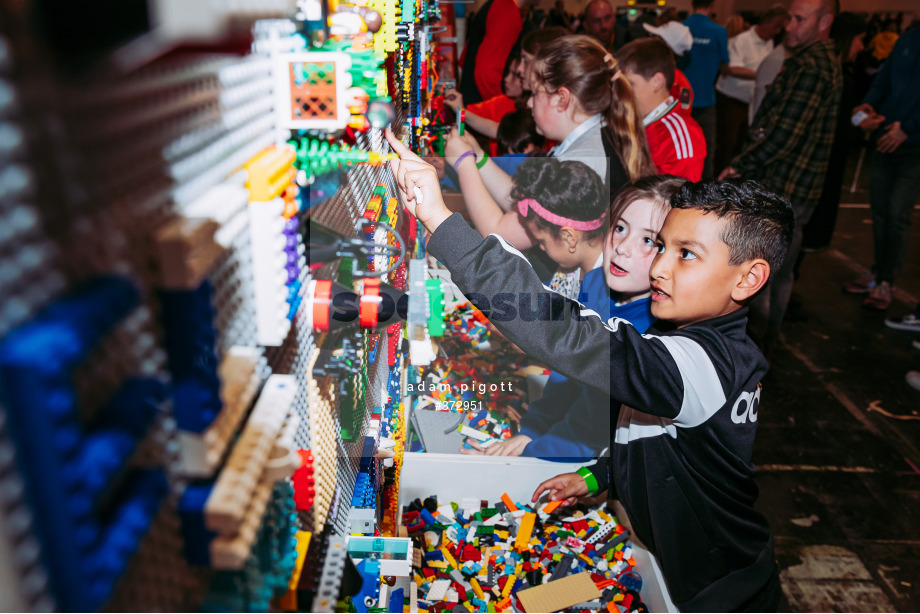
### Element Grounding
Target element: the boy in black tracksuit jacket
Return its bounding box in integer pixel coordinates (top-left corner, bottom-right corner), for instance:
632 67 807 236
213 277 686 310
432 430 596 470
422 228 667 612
384 130 794 612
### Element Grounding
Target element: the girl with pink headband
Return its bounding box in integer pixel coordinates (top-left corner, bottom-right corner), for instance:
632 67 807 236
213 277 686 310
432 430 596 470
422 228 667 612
511 157 608 299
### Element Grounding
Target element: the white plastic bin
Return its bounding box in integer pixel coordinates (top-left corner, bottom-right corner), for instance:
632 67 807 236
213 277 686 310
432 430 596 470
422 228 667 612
397 452 678 612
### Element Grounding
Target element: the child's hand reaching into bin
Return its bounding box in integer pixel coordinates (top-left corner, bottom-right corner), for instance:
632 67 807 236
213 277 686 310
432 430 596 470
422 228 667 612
531 472 589 508
384 128 453 233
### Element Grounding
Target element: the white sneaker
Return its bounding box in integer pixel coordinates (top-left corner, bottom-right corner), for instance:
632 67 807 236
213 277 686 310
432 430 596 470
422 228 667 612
886 314 920 332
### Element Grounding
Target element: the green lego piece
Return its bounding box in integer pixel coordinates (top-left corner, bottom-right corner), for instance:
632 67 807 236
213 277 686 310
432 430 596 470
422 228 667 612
426 278 446 336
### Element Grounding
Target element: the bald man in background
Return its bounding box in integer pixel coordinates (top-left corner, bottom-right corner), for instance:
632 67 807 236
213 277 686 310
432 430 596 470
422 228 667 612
720 0 842 354
581 0 626 51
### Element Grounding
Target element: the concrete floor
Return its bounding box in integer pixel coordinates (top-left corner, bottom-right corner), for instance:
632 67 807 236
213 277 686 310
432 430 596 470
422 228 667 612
753 147 920 613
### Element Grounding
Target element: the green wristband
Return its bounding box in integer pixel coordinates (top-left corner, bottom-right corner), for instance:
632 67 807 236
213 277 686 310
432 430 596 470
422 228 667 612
476 151 489 169
577 467 600 496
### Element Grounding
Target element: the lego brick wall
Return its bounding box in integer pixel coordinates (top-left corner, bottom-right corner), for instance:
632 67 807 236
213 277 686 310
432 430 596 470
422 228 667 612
0 0 419 605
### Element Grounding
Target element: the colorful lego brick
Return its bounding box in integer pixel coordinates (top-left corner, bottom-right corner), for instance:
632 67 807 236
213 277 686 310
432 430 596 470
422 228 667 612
159 281 221 432
514 572 602 613
273 53 354 131
209 474 275 570
348 507 377 535
182 181 251 248
265 413 302 481
307 348 337 532
178 483 217 566
0 276 170 611
248 196 293 346
244 145 297 201
514 513 536 551
204 374 297 533
291 449 316 511
176 346 261 477
280 531 312 611
154 216 226 290
348 536 413 577
500 494 518 513
312 536 349 612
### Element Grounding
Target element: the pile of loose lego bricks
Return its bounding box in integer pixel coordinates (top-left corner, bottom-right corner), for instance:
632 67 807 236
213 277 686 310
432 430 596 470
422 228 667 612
414 302 549 436
401 494 648 613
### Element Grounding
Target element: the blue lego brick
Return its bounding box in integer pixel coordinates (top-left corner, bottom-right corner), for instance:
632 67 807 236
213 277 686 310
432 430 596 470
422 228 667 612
353 558 381 613
0 276 139 373
0 276 170 611
419 509 436 526
358 436 377 472
94 378 167 435
389 587 404 612
179 482 217 566
351 472 376 508
87 470 167 596
158 281 221 432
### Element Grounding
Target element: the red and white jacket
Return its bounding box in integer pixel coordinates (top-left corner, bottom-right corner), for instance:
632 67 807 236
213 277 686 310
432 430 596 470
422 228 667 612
644 97 706 182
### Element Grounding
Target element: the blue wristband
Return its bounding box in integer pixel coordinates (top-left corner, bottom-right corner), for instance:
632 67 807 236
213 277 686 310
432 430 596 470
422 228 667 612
453 150 477 173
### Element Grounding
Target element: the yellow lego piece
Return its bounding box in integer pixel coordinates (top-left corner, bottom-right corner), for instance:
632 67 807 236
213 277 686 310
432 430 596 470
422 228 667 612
440 547 458 569
428 560 448 569
470 578 485 600
501 575 515 599
245 145 297 201
280 531 312 610
515 513 536 551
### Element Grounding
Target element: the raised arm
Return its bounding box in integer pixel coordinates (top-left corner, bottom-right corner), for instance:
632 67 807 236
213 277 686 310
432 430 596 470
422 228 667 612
444 128 534 249
387 128 692 418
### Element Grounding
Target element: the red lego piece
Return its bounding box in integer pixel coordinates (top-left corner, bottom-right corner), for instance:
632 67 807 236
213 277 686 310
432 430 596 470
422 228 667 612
454 582 467 602
291 449 315 511
461 545 481 562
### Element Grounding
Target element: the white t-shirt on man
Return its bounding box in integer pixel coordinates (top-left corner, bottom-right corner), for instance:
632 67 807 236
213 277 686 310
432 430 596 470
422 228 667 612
716 27 775 104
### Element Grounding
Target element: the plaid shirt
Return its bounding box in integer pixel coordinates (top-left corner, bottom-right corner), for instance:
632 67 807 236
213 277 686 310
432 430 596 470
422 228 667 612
732 40 842 213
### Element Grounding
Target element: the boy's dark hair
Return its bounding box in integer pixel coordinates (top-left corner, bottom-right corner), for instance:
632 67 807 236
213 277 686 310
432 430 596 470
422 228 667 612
497 109 545 155
671 179 794 276
691 0 714 9
511 158 608 242
615 38 676 90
